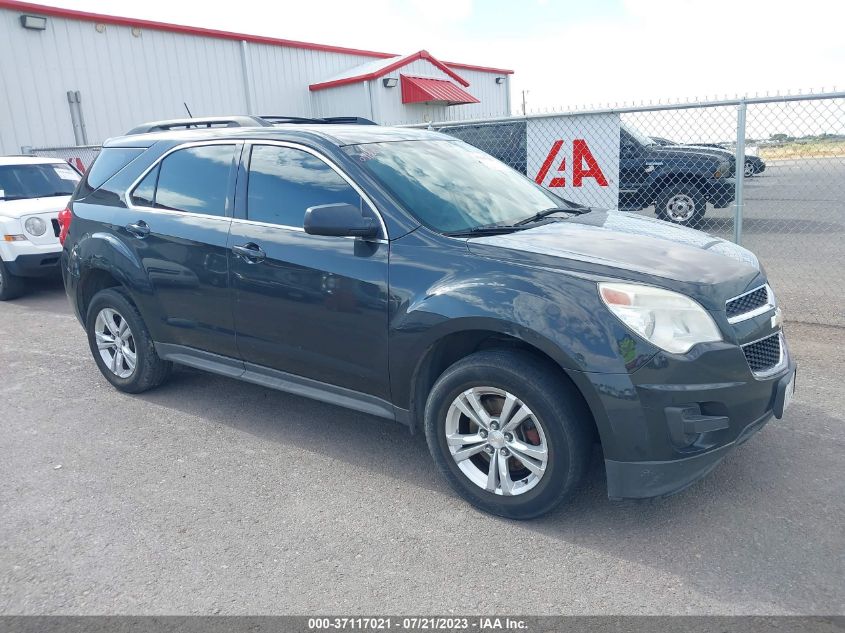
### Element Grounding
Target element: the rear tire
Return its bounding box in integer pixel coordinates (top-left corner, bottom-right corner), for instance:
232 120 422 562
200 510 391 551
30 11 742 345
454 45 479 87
85 288 171 393
0 258 26 301
424 350 591 519
655 183 706 227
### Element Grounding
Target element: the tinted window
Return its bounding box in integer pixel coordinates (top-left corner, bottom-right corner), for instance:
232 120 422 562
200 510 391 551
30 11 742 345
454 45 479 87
0 163 81 200
345 140 565 233
131 164 158 207
247 145 360 227
154 145 234 216
444 121 527 174
86 148 144 189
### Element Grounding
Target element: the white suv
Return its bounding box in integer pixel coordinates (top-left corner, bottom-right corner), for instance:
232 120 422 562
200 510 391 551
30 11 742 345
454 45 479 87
0 156 81 300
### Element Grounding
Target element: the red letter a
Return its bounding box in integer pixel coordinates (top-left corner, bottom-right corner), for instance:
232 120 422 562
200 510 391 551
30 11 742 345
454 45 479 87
572 139 608 187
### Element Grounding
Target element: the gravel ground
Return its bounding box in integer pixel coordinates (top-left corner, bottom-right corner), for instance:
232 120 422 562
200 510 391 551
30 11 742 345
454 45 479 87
0 278 843 615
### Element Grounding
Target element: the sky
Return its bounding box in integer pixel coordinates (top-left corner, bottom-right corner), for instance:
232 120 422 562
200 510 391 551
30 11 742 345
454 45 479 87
37 0 845 113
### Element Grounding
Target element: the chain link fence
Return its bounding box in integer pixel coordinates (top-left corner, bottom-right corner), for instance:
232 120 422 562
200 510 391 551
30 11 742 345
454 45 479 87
22 145 100 173
21 93 845 326
411 92 845 327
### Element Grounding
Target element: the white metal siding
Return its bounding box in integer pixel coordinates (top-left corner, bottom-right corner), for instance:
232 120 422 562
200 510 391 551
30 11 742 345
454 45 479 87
310 83 371 120
0 6 511 153
367 60 509 124
442 68 510 121
0 9 255 152
362 58 453 124
247 43 375 117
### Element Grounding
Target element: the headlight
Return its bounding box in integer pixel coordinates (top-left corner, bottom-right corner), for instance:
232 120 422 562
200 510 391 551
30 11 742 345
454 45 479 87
714 160 731 178
599 282 722 354
24 217 47 236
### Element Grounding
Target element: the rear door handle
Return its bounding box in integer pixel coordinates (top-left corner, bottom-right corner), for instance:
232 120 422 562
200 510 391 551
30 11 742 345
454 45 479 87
126 221 150 238
232 242 266 263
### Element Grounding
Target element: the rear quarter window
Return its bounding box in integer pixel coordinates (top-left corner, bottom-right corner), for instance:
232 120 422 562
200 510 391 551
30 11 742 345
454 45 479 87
83 147 146 192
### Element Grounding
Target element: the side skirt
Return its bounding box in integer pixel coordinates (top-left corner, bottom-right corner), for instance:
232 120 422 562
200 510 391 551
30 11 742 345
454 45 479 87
155 343 409 425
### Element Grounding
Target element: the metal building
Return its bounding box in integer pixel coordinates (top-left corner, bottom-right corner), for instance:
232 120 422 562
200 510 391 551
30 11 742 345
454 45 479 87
0 0 514 154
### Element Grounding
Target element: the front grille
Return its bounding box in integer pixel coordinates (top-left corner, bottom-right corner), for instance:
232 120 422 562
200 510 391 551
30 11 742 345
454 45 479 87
726 285 769 320
742 333 782 374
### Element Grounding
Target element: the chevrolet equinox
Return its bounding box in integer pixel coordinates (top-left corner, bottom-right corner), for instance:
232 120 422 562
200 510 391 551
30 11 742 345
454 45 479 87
60 117 796 518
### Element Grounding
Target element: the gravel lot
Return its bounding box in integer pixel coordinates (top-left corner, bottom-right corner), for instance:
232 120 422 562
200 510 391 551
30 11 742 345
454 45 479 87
0 278 843 615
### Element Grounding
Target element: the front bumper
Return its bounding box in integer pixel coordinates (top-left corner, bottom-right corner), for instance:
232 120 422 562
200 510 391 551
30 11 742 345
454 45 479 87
605 396 781 499
568 335 794 500
3 250 62 278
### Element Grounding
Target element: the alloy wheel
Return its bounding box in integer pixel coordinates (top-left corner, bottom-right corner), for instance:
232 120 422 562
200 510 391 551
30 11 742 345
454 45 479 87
744 161 754 177
445 387 549 496
94 307 137 379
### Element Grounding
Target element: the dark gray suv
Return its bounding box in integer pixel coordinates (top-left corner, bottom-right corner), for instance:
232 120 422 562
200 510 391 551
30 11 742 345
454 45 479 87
60 117 795 518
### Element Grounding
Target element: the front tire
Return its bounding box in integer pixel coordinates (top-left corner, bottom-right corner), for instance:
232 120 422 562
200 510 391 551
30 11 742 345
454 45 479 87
655 183 706 227
424 350 591 519
0 258 25 301
85 288 171 393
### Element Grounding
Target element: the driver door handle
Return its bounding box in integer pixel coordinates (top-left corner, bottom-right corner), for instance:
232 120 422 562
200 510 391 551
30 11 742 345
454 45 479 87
126 220 150 238
232 242 266 263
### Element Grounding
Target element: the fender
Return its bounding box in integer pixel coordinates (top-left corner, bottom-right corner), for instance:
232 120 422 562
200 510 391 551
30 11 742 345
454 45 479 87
387 230 657 417
67 225 167 339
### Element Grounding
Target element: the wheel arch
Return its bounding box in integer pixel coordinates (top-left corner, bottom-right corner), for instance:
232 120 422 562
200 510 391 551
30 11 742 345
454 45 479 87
650 172 710 201
404 322 601 447
70 231 153 324
78 266 123 320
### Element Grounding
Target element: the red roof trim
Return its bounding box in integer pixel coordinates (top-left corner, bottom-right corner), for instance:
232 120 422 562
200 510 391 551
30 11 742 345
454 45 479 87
0 0 394 59
443 62 514 75
309 50 470 92
0 1 515 76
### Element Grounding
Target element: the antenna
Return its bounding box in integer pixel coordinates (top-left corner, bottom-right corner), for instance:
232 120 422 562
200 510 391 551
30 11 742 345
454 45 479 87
183 102 193 118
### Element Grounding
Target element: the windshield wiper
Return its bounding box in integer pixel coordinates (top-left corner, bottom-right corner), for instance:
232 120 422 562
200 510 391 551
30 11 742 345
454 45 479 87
514 205 591 226
444 224 531 238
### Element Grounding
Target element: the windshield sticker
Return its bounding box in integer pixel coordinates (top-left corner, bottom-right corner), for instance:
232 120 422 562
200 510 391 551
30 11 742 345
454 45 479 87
346 145 383 164
53 165 80 181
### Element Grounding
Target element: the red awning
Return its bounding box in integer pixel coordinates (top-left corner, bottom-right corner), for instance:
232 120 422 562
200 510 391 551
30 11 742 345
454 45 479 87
401 75 480 106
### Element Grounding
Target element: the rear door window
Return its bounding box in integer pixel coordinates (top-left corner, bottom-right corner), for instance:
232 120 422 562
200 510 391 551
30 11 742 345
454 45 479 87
151 145 236 216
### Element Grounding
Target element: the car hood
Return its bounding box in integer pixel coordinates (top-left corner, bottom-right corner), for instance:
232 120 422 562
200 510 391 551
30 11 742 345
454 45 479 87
467 210 763 308
0 195 71 219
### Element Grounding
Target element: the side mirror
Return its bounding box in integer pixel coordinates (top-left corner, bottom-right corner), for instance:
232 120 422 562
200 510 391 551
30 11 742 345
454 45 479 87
303 203 379 239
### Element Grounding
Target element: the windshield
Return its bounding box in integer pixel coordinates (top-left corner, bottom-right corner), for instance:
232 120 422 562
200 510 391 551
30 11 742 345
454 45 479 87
0 163 81 201
622 123 655 147
344 139 570 233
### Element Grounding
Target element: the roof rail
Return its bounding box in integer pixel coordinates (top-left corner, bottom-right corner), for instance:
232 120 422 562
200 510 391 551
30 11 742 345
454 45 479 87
260 115 378 126
126 116 272 135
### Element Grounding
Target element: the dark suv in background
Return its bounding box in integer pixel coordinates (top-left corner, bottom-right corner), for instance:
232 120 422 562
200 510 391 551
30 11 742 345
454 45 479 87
60 117 794 518
441 121 736 227
651 136 766 178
